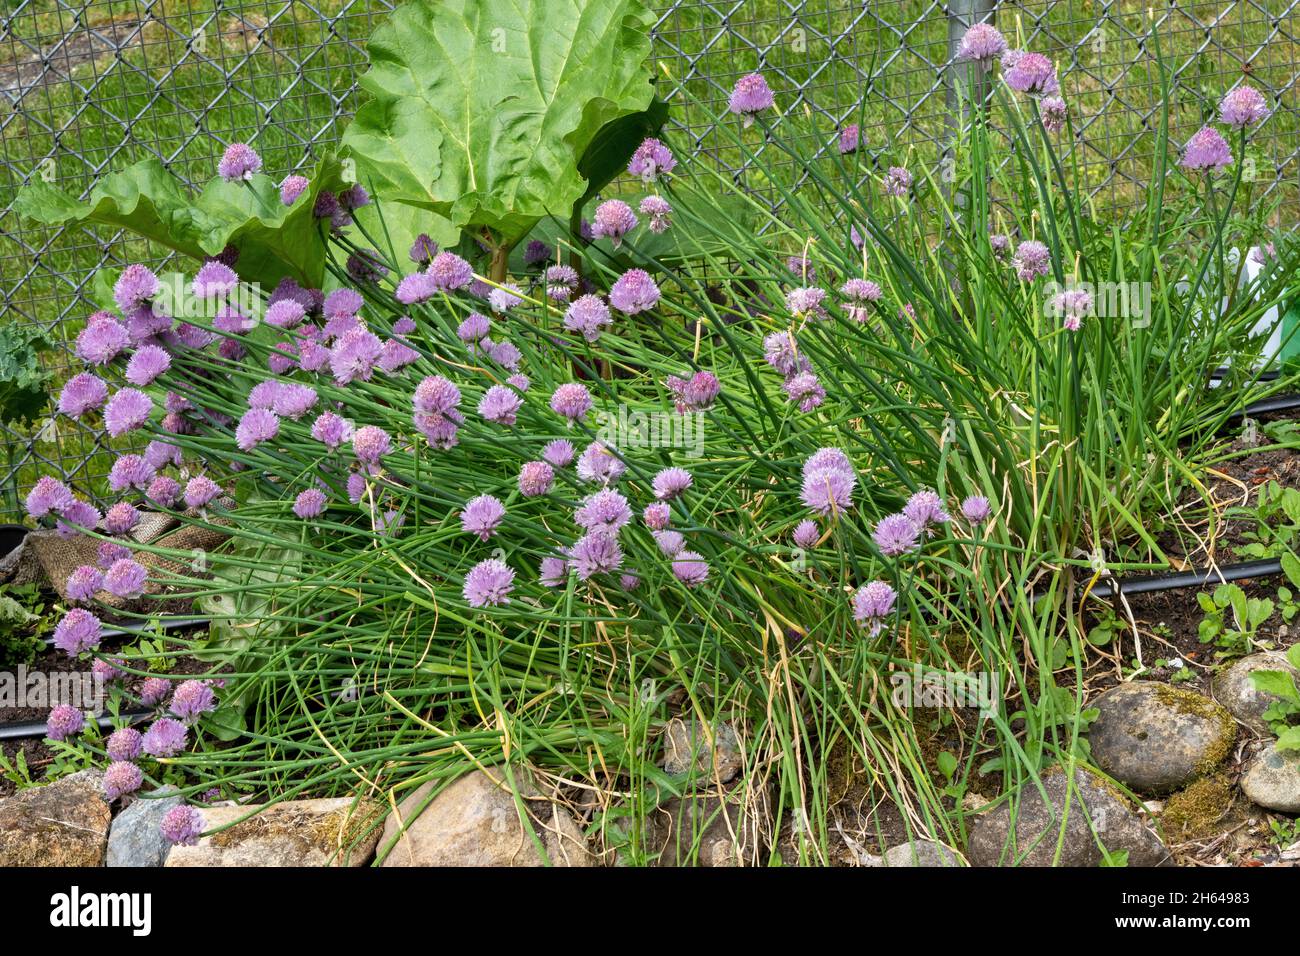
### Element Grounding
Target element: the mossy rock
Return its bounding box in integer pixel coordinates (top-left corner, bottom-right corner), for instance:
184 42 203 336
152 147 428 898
1087 681 1236 794
0 770 110 867
1162 775 1235 841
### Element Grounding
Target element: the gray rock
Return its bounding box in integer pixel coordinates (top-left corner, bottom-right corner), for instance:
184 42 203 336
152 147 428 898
107 787 183 867
646 793 757 866
661 718 743 783
0 769 110 867
165 797 381 867
882 839 964 867
1212 652 1300 735
967 766 1172 867
1087 681 1236 793
1241 742 1300 813
378 769 592 867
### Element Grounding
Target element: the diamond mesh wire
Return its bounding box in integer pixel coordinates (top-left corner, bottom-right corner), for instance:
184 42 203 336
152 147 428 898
0 0 1296 517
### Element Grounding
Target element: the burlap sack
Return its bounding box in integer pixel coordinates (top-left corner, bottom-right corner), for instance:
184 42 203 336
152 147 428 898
0 502 233 609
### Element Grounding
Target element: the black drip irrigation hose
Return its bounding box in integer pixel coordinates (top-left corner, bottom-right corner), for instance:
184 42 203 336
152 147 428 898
0 709 150 743
1083 557 1284 602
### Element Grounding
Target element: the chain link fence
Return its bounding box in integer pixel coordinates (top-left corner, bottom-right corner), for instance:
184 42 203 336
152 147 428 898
1 0 1296 517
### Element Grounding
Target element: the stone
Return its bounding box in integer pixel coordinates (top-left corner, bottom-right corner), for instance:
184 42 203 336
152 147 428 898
107 787 183 867
165 797 381 867
967 766 1172 867
0 770 110 867
882 839 964 867
1241 742 1300 813
646 792 767 866
661 718 743 783
1087 681 1236 793
1212 651 1300 735
379 769 593 867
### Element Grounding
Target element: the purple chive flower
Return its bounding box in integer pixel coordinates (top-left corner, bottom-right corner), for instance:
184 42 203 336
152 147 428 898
873 512 921 557
396 272 437 305
479 384 523 425
147 476 181 508
1004 51 1058 95
161 804 204 846
330 328 383 384
852 580 898 635
393 316 417 336
957 22 1006 64
106 727 143 762
103 558 146 599
98 541 132 569
884 166 912 198
108 454 154 492
92 657 123 685
103 501 140 536
124 345 171 387
643 502 671 530
57 372 108 418
103 761 143 801
113 264 161 312
409 234 438 266
671 550 710 588
840 278 883 322
652 467 693 500
184 476 222 510
838 123 860 154
728 73 775 125
280 174 309 205
563 294 613 342
265 299 307 329
339 184 370 211
52 608 102 655
311 411 354 449
428 252 474 292
313 190 340 221
507 373 530 392
139 677 172 708
46 704 85 741
1012 240 1051 281
903 489 951 532
1051 287 1093 331
540 556 569 588
352 425 392 465
666 371 721 413
170 680 217 723
763 331 806 378
324 288 363 323
413 375 462 416
788 255 816 282
542 439 576 468
191 261 238 300
518 460 555 497
551 383 594 423
961 494 993 524
609 268 660 314
463 558 515 607
268 344 295 375
990 233 1011 260
786 286 829 321
571 530 623 580
146 438 183 467
1220 85 1269 129
235 408 280 451
792 519 819 550
294 488 327 519
488 283 523 314
545 265 579 302
1181 125 1233 172
457 313 492 345
783 371 825 412
213 304 252 334
103 388 153 437
142 717 188 757
76 313 130 365
272 383 318 420
523 240 550 267
639 195 672 233
53 499 98 538
803 447 854 481
575 488 633 533
378 338 419 373
66 564 104 602
346 473 367 505
217 142 262 181
801 466 855 517
1040 96 1068 134
576 441 626 485
628 137 676 183
650 530 683 558
461 494 506 540
248 381 282 409
485 339 522 370
593 199 638 247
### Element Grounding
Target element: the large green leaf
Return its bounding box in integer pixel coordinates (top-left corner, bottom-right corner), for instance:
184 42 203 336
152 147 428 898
14 154 351 289
342 0 656 247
